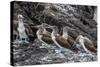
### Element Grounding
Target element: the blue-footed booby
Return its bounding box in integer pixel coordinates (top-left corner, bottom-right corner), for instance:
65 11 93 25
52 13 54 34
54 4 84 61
62 27 75 45
73 35 97 54
62 26 79 52
17 14 29 43
48 26 78 53
33 23 54 48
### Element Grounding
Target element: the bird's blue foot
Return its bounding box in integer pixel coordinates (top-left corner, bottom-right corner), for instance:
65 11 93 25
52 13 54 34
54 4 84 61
55 48 65 58
40 43 48 48
55 48 65 53
14 38 29 44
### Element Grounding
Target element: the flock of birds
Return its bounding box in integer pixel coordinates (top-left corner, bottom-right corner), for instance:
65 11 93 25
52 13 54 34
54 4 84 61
13 14 97 56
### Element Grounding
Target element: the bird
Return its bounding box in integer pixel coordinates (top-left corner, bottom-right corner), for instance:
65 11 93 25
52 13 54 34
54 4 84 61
73 35 97 54
13 14 35 44
48 25 78 53
17 14 29 43
62 26 75 46
33 23 54 48
62 26 79 52
41 23 51 38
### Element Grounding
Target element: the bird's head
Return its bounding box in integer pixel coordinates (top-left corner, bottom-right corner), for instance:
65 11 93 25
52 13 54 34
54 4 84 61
33 25 42 29
78 35 83 39
63 26 75 32
18 14 24 19
63 26 75 35
47 25 59 35
63 26 73 30
33 23 50 29
41 23 50 28
48 25 58 31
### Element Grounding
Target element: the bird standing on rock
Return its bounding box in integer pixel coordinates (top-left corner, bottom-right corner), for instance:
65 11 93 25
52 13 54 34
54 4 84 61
48 26 78 53
73 35 97 54
62 27 75 46
33 23 54 48
17 14 29 43
13 14 34 44
62 26 79 52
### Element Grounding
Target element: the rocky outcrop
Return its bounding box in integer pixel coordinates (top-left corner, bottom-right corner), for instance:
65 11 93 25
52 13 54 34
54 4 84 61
12 1 97 47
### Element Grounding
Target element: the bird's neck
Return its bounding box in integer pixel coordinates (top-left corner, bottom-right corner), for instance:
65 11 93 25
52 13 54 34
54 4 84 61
18 19 23 24
79 36 85 48
42 27 47 34
52 28 59 37
73 35 83 47
63 31 68 39
37 28 44 35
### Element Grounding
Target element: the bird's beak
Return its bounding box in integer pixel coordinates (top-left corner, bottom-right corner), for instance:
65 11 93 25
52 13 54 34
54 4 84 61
46 25 54 29
32 25 41 28
42 23 51 28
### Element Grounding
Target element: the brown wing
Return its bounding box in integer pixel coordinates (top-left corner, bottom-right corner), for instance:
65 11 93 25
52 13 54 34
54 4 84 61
43 32 51 37
84 38 97 53
13 21 18 31
24 24 34 37
56 36 71 48
41 35 54 44
67 36 75 46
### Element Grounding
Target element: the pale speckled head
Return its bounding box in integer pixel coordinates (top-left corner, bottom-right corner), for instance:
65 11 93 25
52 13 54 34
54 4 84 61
63 26 68 33
78 35 84 40
48 26 59 33
41 23 50 28
63 26 75 31
18 14 24 19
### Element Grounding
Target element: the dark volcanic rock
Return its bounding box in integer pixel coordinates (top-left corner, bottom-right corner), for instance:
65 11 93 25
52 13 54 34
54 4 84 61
12 1 97 47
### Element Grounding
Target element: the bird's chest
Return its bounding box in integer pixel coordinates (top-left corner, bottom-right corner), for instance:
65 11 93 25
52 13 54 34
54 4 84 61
79 39 85 48
18 23 25 33
79 39 90 53
36 31 43 42
63 33 68 40
51 33 56 41
79 39 84 44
